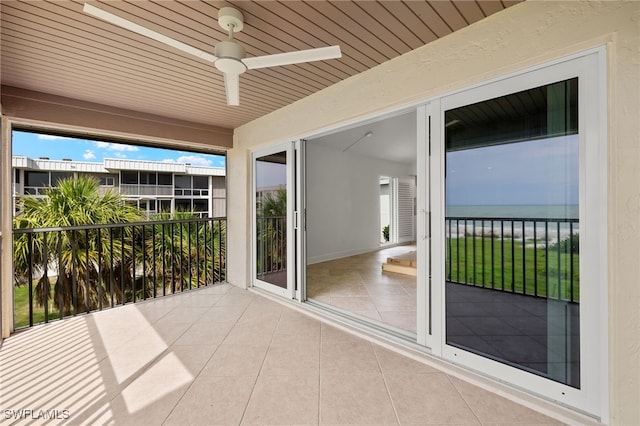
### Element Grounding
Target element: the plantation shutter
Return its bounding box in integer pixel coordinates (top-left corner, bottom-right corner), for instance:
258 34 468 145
396 178 415 243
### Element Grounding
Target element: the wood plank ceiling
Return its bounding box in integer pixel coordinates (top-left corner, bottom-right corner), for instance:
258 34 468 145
0 1 519 130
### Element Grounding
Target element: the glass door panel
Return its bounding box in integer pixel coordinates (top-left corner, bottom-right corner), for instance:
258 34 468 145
444 78 580 388
255 150 289 293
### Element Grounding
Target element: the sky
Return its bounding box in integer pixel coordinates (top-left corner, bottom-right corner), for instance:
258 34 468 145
446 135 579 206
12 131 226 168
256 160 287 190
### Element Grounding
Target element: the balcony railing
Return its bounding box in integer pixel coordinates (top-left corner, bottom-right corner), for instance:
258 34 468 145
119 184 173 196
256 216 286 277
445 216 579 303
12 217 226 329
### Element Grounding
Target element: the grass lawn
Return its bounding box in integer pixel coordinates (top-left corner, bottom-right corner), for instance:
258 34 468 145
446 236 580 302
14 278 61 328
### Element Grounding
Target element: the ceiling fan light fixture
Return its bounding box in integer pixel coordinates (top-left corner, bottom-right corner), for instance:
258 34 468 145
214 40 247 74
215 57 247 75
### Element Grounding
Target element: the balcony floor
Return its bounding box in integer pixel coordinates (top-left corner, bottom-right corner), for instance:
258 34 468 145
0 284 562 425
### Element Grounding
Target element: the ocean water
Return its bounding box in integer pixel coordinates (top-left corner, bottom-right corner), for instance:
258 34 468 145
446 204 579 220
445 205 579 245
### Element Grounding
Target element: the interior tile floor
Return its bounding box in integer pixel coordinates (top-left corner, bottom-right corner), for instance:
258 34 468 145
0 283 564 425
307 245 418 333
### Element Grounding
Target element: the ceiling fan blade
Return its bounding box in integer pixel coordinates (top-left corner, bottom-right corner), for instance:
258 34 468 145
224 73 240 106
242 45 341 70
83 3 217 63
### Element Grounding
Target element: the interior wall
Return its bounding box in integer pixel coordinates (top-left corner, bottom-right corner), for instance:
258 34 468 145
228 2 639 423
306 143 413 264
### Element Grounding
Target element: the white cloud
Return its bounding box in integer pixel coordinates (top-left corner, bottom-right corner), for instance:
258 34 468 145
114 152 127 159
83 150 96 160
37 134 72 141
180 155 213 166
94 141 139 152
161 155 213 167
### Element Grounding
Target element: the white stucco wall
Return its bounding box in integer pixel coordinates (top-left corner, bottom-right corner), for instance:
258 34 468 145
228 1 639 423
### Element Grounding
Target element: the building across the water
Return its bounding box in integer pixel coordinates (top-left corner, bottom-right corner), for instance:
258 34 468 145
11 156 226 218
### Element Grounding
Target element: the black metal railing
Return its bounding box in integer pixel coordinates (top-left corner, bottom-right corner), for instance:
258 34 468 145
13 217 226 329
256 216 286 277
445 217 579 303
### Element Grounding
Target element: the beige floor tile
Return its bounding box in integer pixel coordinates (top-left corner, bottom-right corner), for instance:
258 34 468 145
162 345 218 376
374 346 439 376
330 284 369 297
148 320 193 345
378 310 417 332
199 343 268 377
201 304 248 323
328 296 378 312
306 245 418 333
320 373 398 424
321 340 381 376
262 341 321 375
158 307 210 325
173 320 234 346
100 336 170 384
272 317 321 346
106 370 192 425
352 309 384 322
176 292 224 307
1 278 565 426
369 294 415 310
164 375 256 426
384 373 480 425
321 324 362 345
236 305 283 326
450 376 562 425
242 374 319 425
222 320 277 346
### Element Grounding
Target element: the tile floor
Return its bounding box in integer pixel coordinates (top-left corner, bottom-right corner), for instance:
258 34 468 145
0 283 564 425
307 245 418 332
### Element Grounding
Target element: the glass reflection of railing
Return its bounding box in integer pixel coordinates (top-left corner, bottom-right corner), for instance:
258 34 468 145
445 217 579 303
13 217 226 329
256 216 286 276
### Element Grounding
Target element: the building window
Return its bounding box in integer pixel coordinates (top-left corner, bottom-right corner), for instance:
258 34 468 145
158 173 172 185
175 199 191 212
51 172 73 186
121 171 138 184
193 176 208 189
99 176 115 186
25 171 48 187
174 175 190 189
140 172 156 185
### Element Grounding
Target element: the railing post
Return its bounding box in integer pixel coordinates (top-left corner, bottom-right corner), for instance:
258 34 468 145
43 232 49 323
27 233 33 327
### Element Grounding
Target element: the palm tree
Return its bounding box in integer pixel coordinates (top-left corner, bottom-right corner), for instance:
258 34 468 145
144 211 226 294
13 176 143 315
257 187 287 275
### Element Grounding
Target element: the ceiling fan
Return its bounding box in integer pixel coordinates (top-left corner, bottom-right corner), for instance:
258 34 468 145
83 3 342 106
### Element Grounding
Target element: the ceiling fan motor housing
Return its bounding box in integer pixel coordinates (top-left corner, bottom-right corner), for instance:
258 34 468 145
214 41 247 74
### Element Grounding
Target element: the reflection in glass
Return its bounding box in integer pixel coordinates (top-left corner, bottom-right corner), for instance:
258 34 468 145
445 78 580 388
255 152 287 288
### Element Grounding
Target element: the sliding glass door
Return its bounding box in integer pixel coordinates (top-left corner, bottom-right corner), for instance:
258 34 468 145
252 143 295 298
430 50 606 415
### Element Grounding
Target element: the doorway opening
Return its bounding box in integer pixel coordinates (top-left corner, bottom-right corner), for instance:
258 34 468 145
305 109 419 333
